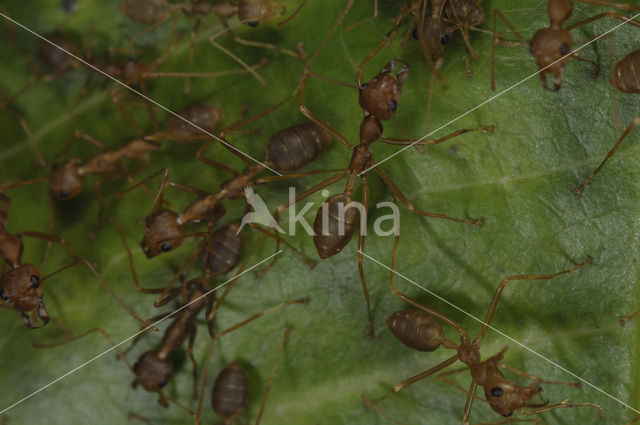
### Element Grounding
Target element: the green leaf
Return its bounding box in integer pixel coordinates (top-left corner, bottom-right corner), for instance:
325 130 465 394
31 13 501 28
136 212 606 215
1 1 639 424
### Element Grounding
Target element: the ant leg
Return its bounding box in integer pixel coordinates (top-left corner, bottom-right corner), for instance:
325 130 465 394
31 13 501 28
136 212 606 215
33 327 135 370
3 109 46 169
624 417 640 425
138 77 159 132
254 325 292 425
358 176 374 339
254 168 346 185
387 234 467 335
225 27 303 59
374 165 483 226
196 141 245 172
115 168 170 212
0 175 48 193
298 105 354 149
110 87 144 137
574 0 640 11
345 0 378 33
307 0 355 69
461 381 479 425
250 223 315 277
573 113 640 196
473 419 537 425
521 399 603 418
155 244 203 306
365 354 459 405
491 9 528 91
209 37 268 87
570 53 599 79
212 298 308 338
475 257 592 341
122 313 172 356
416 57 444 154
186 322 199 399
127 413 153 424
55 130 109 161
379 125 494 147
566 11 640 31
619 310 639 326
184 17 201 95
361 394 409 425
125 12 174 54
497 363 581 387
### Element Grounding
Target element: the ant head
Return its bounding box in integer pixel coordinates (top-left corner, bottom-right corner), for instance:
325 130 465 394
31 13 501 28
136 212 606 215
386 310 445 352
238 0 284 27
141 209 185 258
49 159 84 200
1 264 44 314
484 377 542 417
414 15 451 62
358 59 409 121
530 28 573 89
133 351 174 393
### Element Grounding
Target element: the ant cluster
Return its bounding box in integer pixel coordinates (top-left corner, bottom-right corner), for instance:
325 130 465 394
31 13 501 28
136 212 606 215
0 0 639 424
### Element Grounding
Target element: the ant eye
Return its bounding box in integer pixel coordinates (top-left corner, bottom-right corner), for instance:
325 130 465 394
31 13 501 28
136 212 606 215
59 189 70 198
30 275 41 289
388 100 397 112
412 29 418 40
161 244 172 252
440 34 449 45
491 386 504 397
247 20 259 27
0 289 8 300
560 43 569 55
359 83 369 93
158 378 168 388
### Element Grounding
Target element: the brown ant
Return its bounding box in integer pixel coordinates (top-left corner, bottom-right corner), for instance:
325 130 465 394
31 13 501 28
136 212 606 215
192 325 292 425
572 34 640 196
362 236 600 423
273 59 493 338
491 0 640 91
0 180 149 329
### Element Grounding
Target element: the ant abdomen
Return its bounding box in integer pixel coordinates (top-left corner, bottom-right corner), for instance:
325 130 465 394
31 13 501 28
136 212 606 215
265 123 330 172
200 223 243 276
120 0 170 24
386 310 445 352
167 105 223 139
313 193 359 259
49 159 84 200
141 209 185 258
212 362 249 421
611 50 640 93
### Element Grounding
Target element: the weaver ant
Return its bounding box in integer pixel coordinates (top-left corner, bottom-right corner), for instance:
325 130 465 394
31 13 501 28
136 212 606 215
362 236 600 423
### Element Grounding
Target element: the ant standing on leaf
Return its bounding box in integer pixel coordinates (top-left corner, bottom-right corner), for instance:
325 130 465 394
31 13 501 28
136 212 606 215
0 176 150 329
270 55 493 339
491 0 640 91
362 236 600 424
